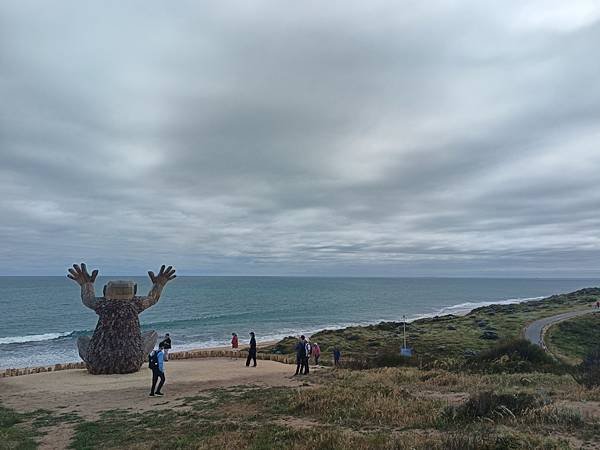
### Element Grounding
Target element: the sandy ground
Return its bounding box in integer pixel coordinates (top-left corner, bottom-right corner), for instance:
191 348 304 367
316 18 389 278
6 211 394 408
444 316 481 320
0 358 305 420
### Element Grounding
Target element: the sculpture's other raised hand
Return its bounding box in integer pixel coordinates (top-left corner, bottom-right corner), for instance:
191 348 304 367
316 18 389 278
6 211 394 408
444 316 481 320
139 265 176 311
148 265 176 286
67 263 99 286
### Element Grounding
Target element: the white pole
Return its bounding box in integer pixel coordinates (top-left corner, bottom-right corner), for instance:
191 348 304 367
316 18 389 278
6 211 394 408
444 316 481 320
403 314 407 348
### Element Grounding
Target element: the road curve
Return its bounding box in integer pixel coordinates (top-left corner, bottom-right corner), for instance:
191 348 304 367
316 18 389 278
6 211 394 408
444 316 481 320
524 308 599 350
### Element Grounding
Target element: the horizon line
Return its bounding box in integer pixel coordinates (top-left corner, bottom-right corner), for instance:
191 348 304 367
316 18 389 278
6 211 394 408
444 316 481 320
0 274 597 280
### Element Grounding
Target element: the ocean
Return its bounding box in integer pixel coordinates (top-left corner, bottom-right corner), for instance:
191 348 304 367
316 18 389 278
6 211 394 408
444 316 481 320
0 276 596 369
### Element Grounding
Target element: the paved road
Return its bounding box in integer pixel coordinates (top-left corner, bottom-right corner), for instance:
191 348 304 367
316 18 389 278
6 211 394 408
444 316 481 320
524 308 599 350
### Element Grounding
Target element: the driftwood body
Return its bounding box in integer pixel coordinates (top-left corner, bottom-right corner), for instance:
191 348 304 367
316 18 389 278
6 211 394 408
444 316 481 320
67 263 176 375
77 299 158 374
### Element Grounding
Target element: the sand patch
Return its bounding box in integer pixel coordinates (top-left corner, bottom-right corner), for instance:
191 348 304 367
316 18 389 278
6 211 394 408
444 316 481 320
0 358 302 420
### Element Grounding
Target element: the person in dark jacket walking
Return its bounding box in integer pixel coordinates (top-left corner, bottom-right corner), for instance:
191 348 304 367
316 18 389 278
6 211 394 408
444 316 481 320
294 335 307 375
333 348 341 367
159 333 172 361
246 331 257 367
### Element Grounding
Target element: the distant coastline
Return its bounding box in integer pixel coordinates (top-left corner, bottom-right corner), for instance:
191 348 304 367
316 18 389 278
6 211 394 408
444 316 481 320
0 293 550 371
2 277 596 370
0 294 547 347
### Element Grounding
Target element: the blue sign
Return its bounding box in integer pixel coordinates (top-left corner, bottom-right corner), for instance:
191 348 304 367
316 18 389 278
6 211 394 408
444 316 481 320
400 346 413 357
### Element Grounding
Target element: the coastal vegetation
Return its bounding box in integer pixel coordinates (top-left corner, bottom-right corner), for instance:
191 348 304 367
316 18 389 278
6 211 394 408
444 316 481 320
547 313 600 364
269 288 600 366
2 288 599 449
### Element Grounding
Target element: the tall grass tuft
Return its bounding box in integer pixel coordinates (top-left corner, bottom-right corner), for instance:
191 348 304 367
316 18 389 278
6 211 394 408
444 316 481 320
444 391 544 423
521 404 584 427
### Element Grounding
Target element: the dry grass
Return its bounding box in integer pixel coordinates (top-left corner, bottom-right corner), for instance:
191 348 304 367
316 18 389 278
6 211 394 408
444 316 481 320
180 426 569 450
4 365 599 448
289 384 443 428
521 404 585 427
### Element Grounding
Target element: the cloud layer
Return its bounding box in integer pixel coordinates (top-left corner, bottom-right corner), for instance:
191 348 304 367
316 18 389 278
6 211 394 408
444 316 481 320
1 1 600 276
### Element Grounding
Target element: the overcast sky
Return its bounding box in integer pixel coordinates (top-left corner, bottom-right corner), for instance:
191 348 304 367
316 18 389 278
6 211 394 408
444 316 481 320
1 1 600 277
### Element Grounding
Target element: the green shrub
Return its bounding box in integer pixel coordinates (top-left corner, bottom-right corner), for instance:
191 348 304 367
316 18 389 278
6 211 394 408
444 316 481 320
466 339 563 374
0 406 22 428
0 405 37 450
444 391 544 422
576 346 600 387
479 339 553 364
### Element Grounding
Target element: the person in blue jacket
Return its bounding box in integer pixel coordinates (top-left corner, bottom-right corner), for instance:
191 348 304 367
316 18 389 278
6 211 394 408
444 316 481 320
333 348 341 367
149 344 166 396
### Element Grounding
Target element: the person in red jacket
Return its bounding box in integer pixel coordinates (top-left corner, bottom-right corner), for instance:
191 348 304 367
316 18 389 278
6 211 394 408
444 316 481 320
312 342 321 365
231 332 239 358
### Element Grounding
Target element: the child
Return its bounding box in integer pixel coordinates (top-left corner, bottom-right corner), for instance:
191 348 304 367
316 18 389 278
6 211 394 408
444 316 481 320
231 332 239 357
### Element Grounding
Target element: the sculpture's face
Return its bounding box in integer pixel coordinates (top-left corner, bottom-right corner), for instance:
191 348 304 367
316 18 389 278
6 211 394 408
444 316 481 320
103 280 137 300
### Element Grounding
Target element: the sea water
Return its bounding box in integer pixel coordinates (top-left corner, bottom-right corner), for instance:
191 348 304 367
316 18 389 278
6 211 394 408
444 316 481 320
0 276 596 368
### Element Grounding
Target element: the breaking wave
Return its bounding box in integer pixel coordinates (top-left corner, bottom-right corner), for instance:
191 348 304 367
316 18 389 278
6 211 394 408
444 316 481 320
0 330 89 345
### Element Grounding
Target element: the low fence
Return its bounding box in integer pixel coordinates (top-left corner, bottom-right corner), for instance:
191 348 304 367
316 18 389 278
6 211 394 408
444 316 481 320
1 361 86 377
0 349 295 378
168 349 295 365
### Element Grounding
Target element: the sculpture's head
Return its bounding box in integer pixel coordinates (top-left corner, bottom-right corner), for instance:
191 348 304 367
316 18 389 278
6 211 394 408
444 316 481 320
103 280 137 300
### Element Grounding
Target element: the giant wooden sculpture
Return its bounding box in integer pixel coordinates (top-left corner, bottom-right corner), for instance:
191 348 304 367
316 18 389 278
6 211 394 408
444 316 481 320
67 263 176 374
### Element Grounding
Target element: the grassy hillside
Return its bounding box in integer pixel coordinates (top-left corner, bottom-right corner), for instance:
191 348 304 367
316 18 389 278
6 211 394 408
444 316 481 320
267 288 600 365
547 313 600 364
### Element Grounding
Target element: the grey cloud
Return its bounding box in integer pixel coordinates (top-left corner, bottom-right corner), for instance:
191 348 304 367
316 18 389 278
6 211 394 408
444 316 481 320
1 1 600 276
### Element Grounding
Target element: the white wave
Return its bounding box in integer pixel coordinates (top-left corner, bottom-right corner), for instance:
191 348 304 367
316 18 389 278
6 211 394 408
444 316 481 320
171 324 359 351
0 331 74 345
416 295 547 320
0 294 551 365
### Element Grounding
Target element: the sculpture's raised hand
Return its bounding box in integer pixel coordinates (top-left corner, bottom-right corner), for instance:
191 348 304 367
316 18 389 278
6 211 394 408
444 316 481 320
67 263 99 286
148 265 176 286
138 265 176 312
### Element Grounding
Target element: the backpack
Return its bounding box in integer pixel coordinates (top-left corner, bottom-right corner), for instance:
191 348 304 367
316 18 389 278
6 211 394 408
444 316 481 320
148 350 159 370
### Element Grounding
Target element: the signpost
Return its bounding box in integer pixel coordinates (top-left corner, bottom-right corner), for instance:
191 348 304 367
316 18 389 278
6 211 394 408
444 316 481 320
400 314 413 357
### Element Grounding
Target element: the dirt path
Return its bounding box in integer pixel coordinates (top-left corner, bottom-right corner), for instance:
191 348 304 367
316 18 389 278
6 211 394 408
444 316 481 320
0 358 305 420
523 308 598 351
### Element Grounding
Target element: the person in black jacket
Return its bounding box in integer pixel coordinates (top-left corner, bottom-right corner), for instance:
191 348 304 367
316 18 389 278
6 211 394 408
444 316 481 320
159 333 172 361
246 331 257 367
294 335 307 375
